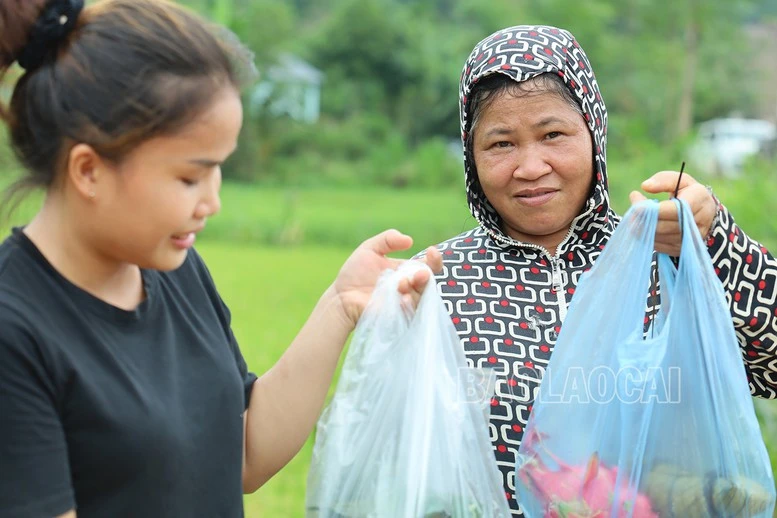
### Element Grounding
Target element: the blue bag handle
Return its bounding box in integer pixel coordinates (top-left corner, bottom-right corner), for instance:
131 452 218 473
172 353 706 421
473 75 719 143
652 197 713 333
616 199 701 406
615 199 700 492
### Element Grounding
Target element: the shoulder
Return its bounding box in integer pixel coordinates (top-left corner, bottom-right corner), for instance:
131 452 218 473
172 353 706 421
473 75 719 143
172 246 211 277
438 227 488 251
0 231 56 324
0 229 35 288
161 247 227 310
162 247 232 325
0 298 47 374
0 236 73 372
412 227 486 260
162 247 218 294
411 227 491 284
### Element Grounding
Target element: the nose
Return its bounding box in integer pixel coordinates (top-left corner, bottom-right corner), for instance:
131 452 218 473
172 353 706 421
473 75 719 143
194 168 222 219
512 145 552 181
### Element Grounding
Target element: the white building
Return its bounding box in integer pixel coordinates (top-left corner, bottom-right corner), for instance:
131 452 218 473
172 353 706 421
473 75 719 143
249 53 323 124
688 117 776 178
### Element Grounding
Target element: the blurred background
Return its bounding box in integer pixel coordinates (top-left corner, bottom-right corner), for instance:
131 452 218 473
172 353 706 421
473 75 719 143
1 0 776 516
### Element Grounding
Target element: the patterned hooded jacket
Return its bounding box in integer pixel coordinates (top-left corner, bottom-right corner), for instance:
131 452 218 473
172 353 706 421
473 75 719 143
429 25 777 516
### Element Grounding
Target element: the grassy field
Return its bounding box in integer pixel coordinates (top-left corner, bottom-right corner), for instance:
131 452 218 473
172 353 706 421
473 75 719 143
191 181 776 517
200 239 777 518
1 179 776 516
198 183 477 251
180 162 777 253
198 236 777 517
196 242 351 517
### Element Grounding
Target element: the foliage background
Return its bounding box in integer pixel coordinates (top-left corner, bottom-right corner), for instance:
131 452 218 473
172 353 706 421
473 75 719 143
1 0 776 516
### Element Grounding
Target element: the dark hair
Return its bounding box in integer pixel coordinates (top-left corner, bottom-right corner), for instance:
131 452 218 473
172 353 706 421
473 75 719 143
465 72 583 155
0 0 253 214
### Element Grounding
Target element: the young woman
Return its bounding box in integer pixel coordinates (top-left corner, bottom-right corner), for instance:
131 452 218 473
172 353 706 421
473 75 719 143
0 1 441 516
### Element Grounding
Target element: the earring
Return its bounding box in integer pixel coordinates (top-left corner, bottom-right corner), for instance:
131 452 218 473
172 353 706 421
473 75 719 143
88 191 96 198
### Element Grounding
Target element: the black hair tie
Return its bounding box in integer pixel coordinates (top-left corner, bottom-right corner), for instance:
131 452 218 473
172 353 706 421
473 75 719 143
17 0 85 71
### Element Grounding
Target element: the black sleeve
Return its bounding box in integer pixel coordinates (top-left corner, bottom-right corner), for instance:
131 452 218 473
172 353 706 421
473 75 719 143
0 314 75 517
221 302 258 410
187 250 257 410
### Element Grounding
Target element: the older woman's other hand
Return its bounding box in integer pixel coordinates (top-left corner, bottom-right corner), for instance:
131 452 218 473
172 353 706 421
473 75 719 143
629 171 717 256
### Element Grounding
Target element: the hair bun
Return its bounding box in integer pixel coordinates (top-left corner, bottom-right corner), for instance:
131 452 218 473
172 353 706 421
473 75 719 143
17 0 84 70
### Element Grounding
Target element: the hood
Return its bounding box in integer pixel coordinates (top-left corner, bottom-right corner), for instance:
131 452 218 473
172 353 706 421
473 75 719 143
459 25 610 248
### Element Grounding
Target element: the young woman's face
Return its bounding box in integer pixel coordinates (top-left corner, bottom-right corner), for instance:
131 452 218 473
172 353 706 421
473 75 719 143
472 89 594 253
91 86 243 271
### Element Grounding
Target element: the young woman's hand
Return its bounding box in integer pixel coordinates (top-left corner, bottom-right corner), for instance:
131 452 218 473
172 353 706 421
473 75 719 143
333 229 443 327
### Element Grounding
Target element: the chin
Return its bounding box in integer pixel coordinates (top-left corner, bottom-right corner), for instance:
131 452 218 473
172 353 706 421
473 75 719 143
144 250 189 272
517 221 564 237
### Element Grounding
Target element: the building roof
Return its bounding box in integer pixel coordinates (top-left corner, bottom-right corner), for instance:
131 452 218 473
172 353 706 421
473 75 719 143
266 53 323 85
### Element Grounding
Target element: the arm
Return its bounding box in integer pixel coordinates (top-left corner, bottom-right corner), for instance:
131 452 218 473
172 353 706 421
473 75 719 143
241 230 442 491
241 285 351 492
706 201 777 398
633 172 777 398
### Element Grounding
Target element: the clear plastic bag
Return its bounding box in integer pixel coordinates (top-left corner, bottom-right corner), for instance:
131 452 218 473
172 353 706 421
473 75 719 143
306 262 511 518
515 199 776 518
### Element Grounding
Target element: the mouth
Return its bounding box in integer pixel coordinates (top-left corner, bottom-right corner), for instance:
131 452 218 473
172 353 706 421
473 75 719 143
171 233 195 249
171 226 204 249
513 189 559 207
515 188 558 198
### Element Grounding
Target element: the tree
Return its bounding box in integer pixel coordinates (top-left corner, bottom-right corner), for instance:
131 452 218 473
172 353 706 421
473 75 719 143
307 0 417 117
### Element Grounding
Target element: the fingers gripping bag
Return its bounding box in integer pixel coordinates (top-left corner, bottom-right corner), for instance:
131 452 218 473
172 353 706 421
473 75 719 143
514 199 776 518
306 262 511 517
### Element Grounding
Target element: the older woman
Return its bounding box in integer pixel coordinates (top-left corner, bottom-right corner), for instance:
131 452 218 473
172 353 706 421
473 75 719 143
428 24 777 516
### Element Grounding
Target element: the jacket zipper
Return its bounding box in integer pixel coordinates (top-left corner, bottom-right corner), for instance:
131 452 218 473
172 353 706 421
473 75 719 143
492 199 598 324
550 255 567 322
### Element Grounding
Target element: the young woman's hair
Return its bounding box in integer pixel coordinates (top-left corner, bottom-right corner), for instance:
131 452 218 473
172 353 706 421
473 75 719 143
0 0 253 212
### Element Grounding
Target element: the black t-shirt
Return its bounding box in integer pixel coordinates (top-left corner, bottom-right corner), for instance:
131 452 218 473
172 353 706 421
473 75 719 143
0 228 258 518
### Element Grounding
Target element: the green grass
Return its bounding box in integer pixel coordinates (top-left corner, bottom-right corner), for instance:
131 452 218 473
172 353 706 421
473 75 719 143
1 177 776 516
199 184 477 253
199 239 777 518
193 181 777 517
196 242 353 518
3 159 776 253
200 164 777 253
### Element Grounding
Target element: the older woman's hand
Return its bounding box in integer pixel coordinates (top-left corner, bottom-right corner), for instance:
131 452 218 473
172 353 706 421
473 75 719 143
629 171 718 256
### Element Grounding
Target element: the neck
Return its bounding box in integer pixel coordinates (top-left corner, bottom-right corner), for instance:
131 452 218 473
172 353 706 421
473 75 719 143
24 195 145 310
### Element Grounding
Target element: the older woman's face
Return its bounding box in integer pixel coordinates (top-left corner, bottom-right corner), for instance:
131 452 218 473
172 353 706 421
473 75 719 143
472 89 594 254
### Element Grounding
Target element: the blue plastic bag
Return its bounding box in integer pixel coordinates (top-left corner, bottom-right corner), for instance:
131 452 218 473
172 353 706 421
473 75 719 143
515 199 776 518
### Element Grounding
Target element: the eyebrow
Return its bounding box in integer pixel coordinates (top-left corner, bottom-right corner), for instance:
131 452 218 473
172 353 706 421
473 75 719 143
535 116 567 128
188 158 223 168
187 146 238 168
482 117 569 139
483 127 513 139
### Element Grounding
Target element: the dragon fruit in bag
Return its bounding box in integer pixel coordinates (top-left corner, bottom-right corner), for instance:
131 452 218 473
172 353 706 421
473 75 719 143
517 431 657 518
